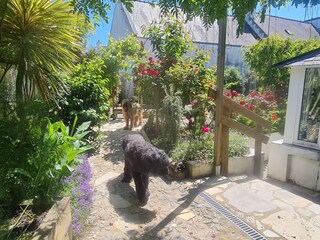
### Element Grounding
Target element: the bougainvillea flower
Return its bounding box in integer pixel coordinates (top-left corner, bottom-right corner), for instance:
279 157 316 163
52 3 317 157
239 100 246 105
148 56 153 62
201 126 210 133
142 70 147 75
248 104 254 111
271 113 277 121
231 90 238 97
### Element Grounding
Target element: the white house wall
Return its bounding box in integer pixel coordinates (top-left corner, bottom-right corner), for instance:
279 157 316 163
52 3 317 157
110 2 134 40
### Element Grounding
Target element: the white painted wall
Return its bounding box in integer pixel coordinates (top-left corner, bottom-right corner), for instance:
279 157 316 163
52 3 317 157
268 65 320 191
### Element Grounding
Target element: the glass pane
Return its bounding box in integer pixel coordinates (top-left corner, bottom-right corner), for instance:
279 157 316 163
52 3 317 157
298 68 320 144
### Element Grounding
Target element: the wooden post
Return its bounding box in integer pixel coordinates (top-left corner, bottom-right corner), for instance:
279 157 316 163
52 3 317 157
213 16 227 176
221 124 229 175
254 125 263 178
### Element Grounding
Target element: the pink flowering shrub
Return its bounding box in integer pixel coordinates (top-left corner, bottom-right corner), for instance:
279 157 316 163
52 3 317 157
224 89 285 133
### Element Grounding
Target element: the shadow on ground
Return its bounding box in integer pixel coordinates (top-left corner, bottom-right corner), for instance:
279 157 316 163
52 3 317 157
106 174 157 225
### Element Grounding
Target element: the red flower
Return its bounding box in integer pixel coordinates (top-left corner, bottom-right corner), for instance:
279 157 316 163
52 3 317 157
239 100 246 105
138 63 144 69
231 90 238 97
248 104 254 111
201 126 210 133
249 92 259 98
191 102 196 108
148 56 153 62
271 113 277 121
224 90 231 98
142 70 147 75
188 118 193 123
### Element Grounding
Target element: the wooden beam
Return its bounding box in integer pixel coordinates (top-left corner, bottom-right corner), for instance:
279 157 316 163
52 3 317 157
223 97 271 129
209 88 272 129
222 116 269 144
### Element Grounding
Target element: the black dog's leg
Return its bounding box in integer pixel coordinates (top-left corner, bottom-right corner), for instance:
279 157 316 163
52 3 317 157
141 173 150 202
132 172 149 205
121 156 132 183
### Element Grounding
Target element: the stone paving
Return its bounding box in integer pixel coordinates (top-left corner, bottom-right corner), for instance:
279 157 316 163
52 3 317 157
79 118 320 240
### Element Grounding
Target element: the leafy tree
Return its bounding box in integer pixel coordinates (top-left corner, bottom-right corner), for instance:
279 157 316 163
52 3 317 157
243 35 320 97
0 0 84 107
165 50 216 105
142 15 193 67
136 15 193 108
101 34 146 95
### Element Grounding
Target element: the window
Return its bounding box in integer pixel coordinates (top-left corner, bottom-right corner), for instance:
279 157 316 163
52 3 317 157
298 68 320 146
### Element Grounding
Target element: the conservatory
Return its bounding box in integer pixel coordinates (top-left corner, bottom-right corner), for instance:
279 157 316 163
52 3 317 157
268 49 320 191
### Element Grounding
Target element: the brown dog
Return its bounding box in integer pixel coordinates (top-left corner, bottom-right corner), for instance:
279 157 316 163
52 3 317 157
122 99 143 130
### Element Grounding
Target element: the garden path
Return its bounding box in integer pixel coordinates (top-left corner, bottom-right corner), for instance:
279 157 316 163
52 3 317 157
80 117 320 240
79 117 249 240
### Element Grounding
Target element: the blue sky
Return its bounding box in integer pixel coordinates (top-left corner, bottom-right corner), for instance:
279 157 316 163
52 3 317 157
87 2 320 49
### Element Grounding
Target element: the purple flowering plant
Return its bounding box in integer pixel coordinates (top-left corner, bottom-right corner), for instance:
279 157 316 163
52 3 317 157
61 154 93 236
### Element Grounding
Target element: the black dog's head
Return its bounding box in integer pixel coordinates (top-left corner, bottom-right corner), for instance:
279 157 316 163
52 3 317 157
150 149 173 184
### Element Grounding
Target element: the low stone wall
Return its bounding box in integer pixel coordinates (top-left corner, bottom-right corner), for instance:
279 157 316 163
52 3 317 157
33 197 72 240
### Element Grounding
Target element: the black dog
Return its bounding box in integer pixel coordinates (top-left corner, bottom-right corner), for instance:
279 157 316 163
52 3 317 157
121 134 170 205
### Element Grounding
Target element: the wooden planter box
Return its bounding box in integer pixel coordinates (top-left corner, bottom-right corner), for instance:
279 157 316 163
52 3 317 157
32 197 72 240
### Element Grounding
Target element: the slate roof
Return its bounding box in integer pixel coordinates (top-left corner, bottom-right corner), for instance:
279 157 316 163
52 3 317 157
274 48 320 67
121 1 257 46
117 1 320 49
254 15 320 40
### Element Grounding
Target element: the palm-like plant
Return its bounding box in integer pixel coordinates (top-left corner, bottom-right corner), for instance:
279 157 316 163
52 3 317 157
0 0 84 102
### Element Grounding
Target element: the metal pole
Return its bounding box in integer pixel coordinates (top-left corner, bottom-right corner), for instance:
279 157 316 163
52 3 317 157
213 16 227 176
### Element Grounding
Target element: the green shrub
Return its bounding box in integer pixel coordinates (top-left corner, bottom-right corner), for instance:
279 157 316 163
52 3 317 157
59 57 110 128
224 66 245 93
0 113 91 206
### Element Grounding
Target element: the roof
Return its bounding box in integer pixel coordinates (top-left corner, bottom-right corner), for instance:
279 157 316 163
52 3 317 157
254 15 320 40
121 1 257 46
273 48 320 68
